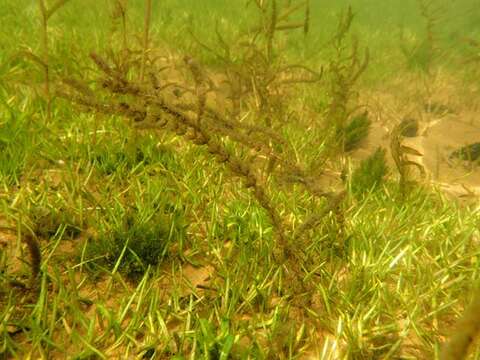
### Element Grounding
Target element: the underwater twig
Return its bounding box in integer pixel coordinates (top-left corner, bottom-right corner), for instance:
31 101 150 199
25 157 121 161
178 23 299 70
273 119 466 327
441 289 480 360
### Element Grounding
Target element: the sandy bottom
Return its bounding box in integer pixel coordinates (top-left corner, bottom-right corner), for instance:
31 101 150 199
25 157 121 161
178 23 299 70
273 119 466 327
354 71 480 200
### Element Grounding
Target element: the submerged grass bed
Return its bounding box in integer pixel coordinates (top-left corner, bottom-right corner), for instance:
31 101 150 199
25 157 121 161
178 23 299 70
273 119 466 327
1 0 480 359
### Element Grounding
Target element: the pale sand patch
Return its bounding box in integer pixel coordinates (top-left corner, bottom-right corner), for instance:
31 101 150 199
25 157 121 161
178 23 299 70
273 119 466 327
356 70 480 200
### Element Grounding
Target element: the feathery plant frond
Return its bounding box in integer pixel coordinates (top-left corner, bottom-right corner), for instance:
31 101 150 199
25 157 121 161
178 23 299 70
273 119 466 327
326 6 369 154
37 0 71 122
110 0 129 50
57 2 347 290
140 0 152 83
400 0 445 73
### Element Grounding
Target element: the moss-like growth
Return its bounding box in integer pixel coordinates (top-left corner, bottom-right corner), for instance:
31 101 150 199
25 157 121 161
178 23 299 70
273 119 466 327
351 147 388 197
86 185 187 278
343 111 371 152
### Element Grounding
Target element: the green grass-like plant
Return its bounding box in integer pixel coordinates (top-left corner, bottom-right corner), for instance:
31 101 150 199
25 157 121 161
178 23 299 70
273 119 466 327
0 102 33 184
1 0 480 358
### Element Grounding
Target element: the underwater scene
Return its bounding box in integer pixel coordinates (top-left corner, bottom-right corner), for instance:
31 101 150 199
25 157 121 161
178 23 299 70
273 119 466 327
1 0 480 358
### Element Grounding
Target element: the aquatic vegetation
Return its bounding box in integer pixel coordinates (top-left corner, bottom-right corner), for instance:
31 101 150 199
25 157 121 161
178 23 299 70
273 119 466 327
350 147 388 197
0 0 479 358
450 142 480 162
